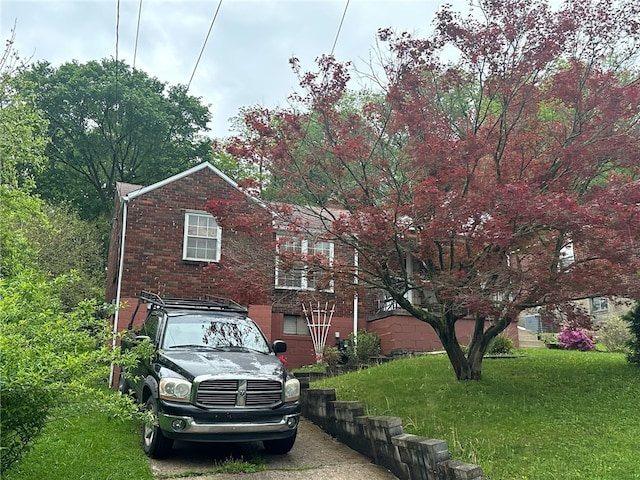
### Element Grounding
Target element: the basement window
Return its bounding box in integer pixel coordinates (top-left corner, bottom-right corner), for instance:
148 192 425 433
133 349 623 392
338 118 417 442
283 315 310 336
183 211 221 262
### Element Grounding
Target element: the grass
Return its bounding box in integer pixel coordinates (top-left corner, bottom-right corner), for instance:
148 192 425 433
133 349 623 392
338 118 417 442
6 350 638 480
4 398 269 480
314 348 640 480
4 401 153 480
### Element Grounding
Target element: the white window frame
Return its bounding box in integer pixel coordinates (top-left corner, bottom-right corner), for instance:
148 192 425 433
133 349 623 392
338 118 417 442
591 297 608 313
182 211 222 262
283 314 311 336
275 235 334 291
559 242 575 270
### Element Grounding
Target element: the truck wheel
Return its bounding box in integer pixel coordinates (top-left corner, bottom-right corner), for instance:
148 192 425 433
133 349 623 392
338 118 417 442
263 432 297 454
142 397 173 458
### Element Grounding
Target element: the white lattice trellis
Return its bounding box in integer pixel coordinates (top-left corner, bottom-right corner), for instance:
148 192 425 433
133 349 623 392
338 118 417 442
302 302 335 363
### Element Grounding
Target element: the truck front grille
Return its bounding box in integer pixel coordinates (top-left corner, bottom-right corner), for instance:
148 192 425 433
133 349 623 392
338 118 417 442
195 379 282 407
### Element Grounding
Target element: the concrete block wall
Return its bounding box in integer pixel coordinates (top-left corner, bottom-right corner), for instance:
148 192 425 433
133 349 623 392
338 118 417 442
301 388 485 480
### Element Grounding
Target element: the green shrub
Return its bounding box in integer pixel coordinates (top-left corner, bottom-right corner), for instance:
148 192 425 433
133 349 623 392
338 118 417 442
346 329 381 364
540 332 560 347
0 272 134 472
622 302 640 365
323 346 342 366
597 317 632 353
486 335 515 355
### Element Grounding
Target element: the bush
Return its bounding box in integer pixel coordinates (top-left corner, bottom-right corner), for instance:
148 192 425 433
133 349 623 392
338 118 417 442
346 329 381 364
622 302 640 365
487 335 515 355
323 346 342 367
540 333 560 348
0 271 134 472
597 317 632 353
557 327 595 351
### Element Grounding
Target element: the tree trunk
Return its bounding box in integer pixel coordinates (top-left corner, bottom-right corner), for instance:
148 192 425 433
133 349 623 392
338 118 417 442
438 316 490 381
439 330 475 381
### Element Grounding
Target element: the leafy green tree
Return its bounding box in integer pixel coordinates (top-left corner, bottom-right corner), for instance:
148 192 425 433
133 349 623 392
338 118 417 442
19 58 213 220
0 187 46 277
0 38 138 472
623 303 640 364
0 30 48 190
0 185 105 302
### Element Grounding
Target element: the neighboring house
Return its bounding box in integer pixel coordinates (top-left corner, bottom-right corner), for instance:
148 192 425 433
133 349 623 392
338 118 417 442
519 296 633 334
106 162 517 368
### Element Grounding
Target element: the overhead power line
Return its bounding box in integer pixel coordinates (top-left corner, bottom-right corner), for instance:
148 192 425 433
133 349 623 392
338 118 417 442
188 0 223 90
133 0 143 68
330 0 350 55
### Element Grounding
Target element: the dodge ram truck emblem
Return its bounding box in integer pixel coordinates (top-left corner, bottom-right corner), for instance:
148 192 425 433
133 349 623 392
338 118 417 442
238 386 246 397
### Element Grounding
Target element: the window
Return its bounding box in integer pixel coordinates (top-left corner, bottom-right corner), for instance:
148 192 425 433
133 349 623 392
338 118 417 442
591 297 608 313
141 313 161 341
275 236 334 291
559 243 575 270
283 315 310 336
183 211 221 262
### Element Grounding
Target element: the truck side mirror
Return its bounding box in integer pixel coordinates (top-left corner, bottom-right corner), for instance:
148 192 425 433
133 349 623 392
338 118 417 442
272 340 287 354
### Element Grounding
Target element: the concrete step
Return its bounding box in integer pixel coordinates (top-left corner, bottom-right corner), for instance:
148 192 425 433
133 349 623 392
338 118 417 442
517 327 546 348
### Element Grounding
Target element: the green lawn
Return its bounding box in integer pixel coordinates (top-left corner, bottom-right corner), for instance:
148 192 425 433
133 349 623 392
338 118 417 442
6 350 638 480
4 403 153 480
314 349 640 480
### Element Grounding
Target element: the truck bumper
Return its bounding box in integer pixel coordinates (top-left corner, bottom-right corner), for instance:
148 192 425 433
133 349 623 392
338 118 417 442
157 401 301 442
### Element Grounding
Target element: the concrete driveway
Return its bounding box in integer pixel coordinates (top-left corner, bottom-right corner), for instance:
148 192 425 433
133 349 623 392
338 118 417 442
150 418 398 480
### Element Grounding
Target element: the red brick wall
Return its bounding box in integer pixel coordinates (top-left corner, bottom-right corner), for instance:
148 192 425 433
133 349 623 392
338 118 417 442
115 168 238 300
367 314 519 354
248 304 274 341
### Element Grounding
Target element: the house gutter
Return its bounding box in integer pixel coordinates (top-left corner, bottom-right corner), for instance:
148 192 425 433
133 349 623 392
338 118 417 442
108 197 129 388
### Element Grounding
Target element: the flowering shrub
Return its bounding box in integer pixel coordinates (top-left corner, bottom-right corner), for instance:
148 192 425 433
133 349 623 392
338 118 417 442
277 355 288 367
558 327 595 351
322 346 342 366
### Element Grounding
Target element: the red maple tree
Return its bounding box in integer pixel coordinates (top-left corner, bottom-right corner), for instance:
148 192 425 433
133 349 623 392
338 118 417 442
216 0 640 380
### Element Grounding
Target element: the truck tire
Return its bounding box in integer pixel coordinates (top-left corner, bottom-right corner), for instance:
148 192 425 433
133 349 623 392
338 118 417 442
142 397 173 458
263 431 297 454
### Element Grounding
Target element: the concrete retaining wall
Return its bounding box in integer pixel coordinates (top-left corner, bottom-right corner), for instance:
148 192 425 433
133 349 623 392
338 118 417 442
301 388 485 480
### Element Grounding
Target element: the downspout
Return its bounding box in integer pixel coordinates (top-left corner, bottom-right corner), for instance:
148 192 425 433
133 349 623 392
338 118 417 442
108 197 129 387
353 249 358 340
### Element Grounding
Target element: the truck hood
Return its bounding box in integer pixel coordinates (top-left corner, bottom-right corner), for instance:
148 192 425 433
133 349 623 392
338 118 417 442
156 349 285 381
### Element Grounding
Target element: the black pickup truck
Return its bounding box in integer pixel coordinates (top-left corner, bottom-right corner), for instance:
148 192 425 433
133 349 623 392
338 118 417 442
118 292 300 458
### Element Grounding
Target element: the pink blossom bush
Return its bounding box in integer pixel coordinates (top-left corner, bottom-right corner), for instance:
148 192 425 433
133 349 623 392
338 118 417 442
557 327 595 351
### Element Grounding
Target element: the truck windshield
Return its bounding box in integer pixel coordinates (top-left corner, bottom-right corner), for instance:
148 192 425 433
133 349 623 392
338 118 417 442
162 315 270 354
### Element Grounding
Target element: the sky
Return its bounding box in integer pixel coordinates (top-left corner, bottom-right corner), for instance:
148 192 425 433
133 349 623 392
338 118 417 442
1 0 467 138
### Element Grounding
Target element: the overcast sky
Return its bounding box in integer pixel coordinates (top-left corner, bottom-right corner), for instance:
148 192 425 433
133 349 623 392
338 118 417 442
2 0 466 138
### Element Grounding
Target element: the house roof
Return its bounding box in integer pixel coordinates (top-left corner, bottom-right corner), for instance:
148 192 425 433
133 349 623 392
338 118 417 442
122 162 239 201
114 162 349 234
117 182 143 199
271 202 348 233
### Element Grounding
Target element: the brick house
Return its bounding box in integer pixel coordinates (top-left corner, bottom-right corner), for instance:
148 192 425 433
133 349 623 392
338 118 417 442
106 162 518 368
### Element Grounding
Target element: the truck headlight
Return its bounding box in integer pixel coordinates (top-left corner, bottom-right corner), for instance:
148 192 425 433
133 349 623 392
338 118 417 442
159 378 192 402
284 377 300 402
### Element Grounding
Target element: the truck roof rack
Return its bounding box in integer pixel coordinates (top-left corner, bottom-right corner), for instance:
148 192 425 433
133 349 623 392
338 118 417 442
127 291 247 329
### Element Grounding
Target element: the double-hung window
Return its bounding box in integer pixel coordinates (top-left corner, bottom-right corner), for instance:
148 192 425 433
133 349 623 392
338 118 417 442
275 235 333 291
283 315 310 336
183 211 221 262
591 297 608 313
